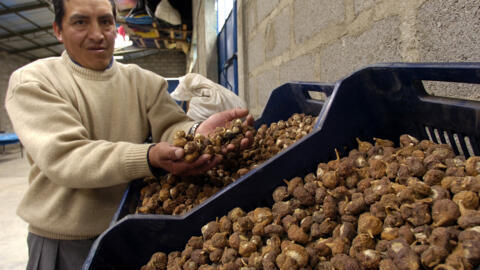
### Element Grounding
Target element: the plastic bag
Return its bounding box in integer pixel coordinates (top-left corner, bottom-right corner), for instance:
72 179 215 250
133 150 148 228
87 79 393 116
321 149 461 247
170 73 247 121
154 0 181 26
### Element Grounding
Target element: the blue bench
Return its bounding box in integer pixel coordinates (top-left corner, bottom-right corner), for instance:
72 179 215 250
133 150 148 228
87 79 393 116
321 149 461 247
0 133 23 158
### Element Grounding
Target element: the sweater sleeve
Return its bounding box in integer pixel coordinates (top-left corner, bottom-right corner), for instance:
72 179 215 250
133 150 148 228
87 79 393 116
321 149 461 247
6 73 153 189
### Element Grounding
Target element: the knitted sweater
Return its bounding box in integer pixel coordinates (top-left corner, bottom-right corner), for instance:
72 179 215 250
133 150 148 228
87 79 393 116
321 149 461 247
5 51 194 240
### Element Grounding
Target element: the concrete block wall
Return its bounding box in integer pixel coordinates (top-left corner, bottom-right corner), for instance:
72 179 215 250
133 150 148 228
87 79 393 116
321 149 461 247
120 50 187 78
0 52 29 132
238 0 480 117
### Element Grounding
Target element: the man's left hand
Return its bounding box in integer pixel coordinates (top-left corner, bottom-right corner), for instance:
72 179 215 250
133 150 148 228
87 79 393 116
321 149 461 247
195 108 255 152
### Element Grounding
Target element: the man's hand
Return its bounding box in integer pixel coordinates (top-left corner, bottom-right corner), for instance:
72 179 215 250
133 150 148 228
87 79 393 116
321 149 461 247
148 108 254 176
148 142 222 176
196 108 255 152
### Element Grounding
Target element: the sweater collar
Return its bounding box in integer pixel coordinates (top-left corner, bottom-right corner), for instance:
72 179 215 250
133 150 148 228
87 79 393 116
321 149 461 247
62 51 117 81
71 56 113 69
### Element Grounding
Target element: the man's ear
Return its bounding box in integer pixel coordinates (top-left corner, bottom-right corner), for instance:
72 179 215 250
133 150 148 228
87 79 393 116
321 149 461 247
53 22 63 42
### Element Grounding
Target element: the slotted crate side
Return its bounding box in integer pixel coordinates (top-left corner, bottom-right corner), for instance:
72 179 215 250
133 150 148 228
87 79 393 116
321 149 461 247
84 63 480 270
323 63 480 158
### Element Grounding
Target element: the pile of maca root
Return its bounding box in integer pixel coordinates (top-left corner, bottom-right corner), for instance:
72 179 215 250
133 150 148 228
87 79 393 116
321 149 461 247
142 134 480 270
137 113 317 215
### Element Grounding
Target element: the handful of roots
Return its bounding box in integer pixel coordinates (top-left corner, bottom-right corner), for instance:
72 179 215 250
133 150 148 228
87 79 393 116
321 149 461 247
173 118 255 163
136 113 317 216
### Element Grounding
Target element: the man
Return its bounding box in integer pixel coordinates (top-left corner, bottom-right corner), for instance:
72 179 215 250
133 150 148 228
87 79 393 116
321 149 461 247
5 0 253 269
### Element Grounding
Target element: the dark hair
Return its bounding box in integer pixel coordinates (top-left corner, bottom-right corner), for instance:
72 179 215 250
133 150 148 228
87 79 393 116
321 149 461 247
52 0 117 29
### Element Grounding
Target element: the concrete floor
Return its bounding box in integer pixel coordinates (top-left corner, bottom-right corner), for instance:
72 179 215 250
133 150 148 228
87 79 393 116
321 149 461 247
0 144 29 270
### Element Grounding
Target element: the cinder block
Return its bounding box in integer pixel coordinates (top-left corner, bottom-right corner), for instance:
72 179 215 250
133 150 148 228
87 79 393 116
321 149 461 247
354 0 375 14
123 51 187 78
422 81 480 103
247 78 261 117
245 0 257 36
255 68 279 111
417 0 480 101
294 0 345 44
278 53 316 85
0 52 29 132
247 28 266 71
418 0 480 62
256 0 280 23
265 7 291 60
320 16 402 82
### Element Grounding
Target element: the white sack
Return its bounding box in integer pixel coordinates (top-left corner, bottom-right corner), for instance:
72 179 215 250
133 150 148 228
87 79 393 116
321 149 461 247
171 73 247 121
154 0 181 25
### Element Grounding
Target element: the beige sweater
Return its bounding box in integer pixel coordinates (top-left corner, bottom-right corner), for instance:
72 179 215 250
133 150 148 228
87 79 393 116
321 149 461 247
5 51 194 240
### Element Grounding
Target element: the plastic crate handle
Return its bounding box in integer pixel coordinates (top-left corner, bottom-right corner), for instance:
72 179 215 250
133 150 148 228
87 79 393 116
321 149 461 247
370 62 480 84
254 82 334 128
296 82 334 98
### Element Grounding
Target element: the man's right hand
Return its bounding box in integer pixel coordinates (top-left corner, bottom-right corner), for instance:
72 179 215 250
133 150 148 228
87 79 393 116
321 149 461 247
148 142 222 176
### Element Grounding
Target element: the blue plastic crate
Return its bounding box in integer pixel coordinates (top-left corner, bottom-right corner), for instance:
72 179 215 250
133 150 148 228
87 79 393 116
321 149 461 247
84 63 480 270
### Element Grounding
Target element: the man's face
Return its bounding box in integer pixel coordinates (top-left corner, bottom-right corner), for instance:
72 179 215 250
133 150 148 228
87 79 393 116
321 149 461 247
53 0 116 70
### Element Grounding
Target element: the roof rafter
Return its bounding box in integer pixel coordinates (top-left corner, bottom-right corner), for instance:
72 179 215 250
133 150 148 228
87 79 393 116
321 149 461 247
7 41 61 54
0 25 52 40
0 24 60 56
0 2 49 16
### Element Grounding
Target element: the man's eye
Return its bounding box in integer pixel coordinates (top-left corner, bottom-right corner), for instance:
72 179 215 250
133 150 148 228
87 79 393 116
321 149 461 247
74 20 85 25
102 19 113 25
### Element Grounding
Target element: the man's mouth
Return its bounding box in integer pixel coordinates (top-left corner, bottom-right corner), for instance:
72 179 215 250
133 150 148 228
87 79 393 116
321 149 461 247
88 47 107 52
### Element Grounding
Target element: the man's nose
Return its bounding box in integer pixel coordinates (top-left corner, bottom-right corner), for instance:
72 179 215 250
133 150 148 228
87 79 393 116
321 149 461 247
88 22 104 41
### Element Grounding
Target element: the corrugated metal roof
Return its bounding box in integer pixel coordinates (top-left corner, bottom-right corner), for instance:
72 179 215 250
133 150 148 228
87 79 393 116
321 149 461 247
0 0 62 60
0 0 193 61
